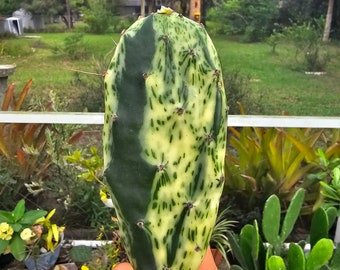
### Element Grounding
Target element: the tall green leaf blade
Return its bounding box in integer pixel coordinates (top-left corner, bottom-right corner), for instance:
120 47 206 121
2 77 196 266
226 231 249 270
283 163 313 191
280 188 305 242
263 194 281 246
332 167 340 186
284 130 321 163
320 182 340 201
267 132 283 180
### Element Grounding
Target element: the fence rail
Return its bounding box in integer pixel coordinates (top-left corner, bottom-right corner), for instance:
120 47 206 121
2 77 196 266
0 112 339 128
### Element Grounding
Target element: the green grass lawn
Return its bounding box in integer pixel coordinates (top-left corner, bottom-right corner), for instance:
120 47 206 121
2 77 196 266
213 36 340 116
2 34 115 90
1 32 339 116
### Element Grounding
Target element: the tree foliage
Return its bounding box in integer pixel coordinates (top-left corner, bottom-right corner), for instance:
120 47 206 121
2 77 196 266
19 0 64 16
81 0 112 34
208 0 280 42
201 0 225 25
278 0 328 24
0 0 86 17
208 0 340 41
0 0 20 15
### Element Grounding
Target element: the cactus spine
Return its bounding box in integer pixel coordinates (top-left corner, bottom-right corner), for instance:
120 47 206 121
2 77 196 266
103 7 227 270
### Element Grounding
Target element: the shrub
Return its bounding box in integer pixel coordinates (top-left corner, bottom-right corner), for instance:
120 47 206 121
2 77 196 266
110 16 136 33
283 18 331 71
73 22 90 33
266 28 284 54
62 146 115 229
44 23 67 33
69 57 106 112
51 33 90 60
223 70 264 115
51 174 114 229
81 0 112 34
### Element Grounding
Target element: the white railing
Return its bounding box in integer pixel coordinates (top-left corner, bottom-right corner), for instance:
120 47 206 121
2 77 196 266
0 112 339 128
0 111 339 243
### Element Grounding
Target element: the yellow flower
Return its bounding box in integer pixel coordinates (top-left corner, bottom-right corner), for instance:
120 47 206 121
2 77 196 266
34 216 46 225
0 222 14 241
81 265 89 270
100 189 108 202
20 228 36 241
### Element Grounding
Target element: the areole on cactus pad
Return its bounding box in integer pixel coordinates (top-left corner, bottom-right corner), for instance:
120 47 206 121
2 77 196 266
103 6 227 270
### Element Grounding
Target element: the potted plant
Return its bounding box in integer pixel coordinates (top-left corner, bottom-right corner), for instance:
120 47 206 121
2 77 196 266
102 6 228 270
0 199 64 270
111 247 218 270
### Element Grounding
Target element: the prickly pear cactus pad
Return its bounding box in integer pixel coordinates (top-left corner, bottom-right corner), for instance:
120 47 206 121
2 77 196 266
103 6 227 270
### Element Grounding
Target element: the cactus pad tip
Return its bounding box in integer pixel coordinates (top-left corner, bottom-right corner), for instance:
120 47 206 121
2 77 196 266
157 6 173 15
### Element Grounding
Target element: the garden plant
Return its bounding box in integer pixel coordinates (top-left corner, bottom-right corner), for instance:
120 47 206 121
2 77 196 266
103 6 227 270
227 188 340 270
0 199 64 267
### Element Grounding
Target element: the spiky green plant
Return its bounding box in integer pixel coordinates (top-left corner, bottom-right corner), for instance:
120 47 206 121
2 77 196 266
103 7 227 270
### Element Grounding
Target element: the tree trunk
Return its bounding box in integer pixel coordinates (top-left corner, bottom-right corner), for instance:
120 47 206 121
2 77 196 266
180 0 189 17
65 0 72 29
141 0 146 17
201 0 211 26
147 0 155 14
323 0 334 42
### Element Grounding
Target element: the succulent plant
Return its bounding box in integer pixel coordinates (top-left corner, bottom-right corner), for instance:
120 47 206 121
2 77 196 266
103 7 227 270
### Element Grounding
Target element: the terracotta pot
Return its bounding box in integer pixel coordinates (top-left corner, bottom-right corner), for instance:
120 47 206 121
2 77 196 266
211 248 224 266
112 262 134 270
112 247 217 270
199 246 218 270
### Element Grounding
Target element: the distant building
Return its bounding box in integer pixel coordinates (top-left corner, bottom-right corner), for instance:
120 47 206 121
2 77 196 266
123 0 142 15
13 8 44 31
0 17 23 35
